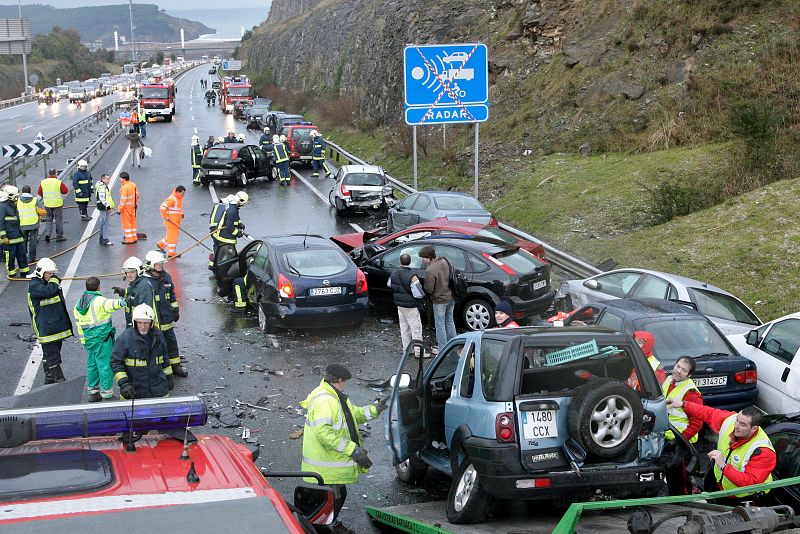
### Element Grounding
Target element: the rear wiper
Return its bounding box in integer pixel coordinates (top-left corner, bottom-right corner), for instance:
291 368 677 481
286 264 301 276
695 352 732 359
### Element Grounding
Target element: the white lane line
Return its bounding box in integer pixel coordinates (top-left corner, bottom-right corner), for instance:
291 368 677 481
6 114 20 119
14 145 130 394
208 182 219 203
192 116 195 121
194 127 198 134
349 223 365 233
52 113 62 118
291 169 329 204
21 124 33 130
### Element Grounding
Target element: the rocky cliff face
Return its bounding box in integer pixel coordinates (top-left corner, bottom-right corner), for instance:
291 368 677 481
265 0 323 25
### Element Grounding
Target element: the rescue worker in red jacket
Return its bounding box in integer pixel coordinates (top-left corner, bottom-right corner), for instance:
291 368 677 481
663 356 703 495
628 330 666 390
668 399 776 502
493 301 519 328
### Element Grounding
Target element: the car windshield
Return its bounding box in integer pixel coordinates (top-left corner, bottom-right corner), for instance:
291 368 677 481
476 227 517 245
283 249 348 277
140 87 168 99
205 148 232 160
433 195 484 211
493 248 545 271
343 173 384 187
249 106 270 114
632 317 732 363
291 129 315 141
227 87 250 97
687 287 760 326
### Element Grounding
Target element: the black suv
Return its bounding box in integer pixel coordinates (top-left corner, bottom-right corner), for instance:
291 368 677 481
360 236 554 330
563 298 758 410
200 142 274 187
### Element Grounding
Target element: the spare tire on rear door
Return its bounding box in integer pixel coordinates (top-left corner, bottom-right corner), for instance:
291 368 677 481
567 378 642 459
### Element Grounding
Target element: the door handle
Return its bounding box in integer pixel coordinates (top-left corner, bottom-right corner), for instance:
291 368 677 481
782 367 790 383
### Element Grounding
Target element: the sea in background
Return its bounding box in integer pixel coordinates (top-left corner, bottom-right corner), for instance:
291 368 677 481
168 6 271 42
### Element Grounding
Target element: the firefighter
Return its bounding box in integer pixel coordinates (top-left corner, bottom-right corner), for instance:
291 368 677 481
0 185 29 278
157 185 185 258
300 364 386 531
17 185 45 262
223 130 238 143
258 127 272 149
112 303 173 400
310 130 332 178
27 257 73 384
113 256 153 328
273 134 291 185
73 276 126 402
208 194 235 269
191 135 203 185
71 159 94 221
205 89 215 106
144 250 188 377
231 271 249 310
39 168 69 242
117 171 139 244
259 129 275 178
212 191 248 250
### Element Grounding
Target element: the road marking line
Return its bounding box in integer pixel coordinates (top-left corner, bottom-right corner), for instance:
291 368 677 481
192 116 195 121
208 182 219 203
7 113 20 119
349 223 365 232
291 169 329 204
52 113 61 118
14 143 129 395
21 124 33 130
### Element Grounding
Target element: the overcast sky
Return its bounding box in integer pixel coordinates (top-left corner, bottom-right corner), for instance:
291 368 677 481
16 1 269 9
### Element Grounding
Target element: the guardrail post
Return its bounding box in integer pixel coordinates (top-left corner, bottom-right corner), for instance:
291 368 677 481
20 156 26 177
9 158 16 187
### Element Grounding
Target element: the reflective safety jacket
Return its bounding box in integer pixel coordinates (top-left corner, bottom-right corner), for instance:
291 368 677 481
160 189 184 227
714 414 775 496
191 144 203 169
311 137 326 160
72 168 93 202
258 134 271 148
300 379 379 485
663 377 701 443
0 200 23 244
273 142 289 163
73 291 125 347
143 271 177 330
111 326 172 399
27 276 74 344
17 196 42 230
213 204 243 245
138 110 146 123
208 201 227 232
39 177 67 208
95 181 115 210
118 181 139 211
123 275 155 328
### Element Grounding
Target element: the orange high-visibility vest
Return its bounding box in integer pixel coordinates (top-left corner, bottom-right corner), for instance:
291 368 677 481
119 181 139 210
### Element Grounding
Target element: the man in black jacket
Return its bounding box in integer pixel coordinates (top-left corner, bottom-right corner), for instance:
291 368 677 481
112 303 174 399
387 253 423 355
27 257 73 383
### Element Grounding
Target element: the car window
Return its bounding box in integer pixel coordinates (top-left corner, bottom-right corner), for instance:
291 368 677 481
413 195 431 211
597 310 624 331
492 248 545 271
480 339 507 400
633 318 732 362
770 432 800 479
282 249 348 277
432 195 484 210
460 345 476 398
398 194 418 209
568 306 601 326
205 148 232 160
293 128 314 142
381 245 425 269
252 149 266 165
593 271 643 298
343 173 384 187
630 275 671 299
431 343 466 380
392 231 432 245
761 319 800 364
436 246 467 270
476 227 518 245
466 252 490 273
687 287 761 326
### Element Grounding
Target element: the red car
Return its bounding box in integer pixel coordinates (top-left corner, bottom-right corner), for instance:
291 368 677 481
0 396 334 533
331 219 546 262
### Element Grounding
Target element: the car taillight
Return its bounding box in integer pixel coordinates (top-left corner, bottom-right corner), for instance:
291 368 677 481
482 252 517 275
495 412 516 443
340 183 351 197
277 274 295 299
231 149 238 159
516 478 551 489
488 215 499 226
356 268 368 294
735 370 758 384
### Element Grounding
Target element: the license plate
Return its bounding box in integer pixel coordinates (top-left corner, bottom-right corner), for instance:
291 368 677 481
695 375 728 387
208 170 223 176
309 287 343 296
521 410 558 439
533 280 547 290
299 155 312 160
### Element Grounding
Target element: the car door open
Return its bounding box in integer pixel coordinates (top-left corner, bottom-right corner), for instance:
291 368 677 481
386 340 429 465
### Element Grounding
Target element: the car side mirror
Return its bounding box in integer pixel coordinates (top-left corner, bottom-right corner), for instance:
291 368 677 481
745 329 760 347
583 279 600 290
390 374 411 388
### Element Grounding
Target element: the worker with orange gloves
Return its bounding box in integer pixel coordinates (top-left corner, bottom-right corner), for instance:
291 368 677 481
157 186 185 257
117 172 140 244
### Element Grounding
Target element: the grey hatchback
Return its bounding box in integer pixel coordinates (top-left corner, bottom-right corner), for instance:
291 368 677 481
387 191 497 233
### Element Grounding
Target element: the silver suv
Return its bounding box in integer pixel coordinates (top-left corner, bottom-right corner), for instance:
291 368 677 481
328 164 396 216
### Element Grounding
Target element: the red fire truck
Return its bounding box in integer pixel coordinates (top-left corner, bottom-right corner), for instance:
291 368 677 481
221 75 252 117
138 76 176 122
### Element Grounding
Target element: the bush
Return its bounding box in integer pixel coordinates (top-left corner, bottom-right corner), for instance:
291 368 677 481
639 174 720 225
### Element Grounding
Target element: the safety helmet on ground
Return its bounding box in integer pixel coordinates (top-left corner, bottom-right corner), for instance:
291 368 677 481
131 303 155 322
122 256 144 276
279 135 287 143
145 250 167 270
224 194 237 204
272 135 280 144
235 191 249 206
32 257 58 278
191 134 200 144
77 159 88 169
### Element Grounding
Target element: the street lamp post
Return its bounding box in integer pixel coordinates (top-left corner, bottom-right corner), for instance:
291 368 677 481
17 0 29 95
128 0 136 62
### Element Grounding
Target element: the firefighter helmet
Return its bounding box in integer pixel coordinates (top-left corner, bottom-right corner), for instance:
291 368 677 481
132 303 155 322
32 257 58 278
122 256 144 276
144 250 167 270
3 184 19 201
279 135 287 143
191 134 200 144
77 159 88 169
235 191 249 206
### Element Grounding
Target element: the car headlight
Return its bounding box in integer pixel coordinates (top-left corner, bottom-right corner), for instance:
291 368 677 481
382 185 393 196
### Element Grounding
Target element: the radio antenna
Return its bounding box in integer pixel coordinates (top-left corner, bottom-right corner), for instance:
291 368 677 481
126 391 136 452
180 387 198 460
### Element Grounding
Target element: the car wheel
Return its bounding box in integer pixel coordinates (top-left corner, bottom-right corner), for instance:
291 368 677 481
328 189 336 208
395 454 428 484
269 166 278 181
462 298 493 331
445 456 492 524
164 114 172 122
200 175 209 186
567 378 642 459
237 171 248 187
257 303 276 334
334 197 348 217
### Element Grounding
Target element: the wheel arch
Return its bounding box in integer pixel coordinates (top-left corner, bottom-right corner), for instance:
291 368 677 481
448 424 474 476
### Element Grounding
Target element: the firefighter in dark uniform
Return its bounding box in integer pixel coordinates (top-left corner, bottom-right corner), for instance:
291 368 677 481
112 303 174 400
191 135 203 185
0 185 29 278
273 134 291 185
310 130 332 178
113 256 153 328
258 127 272 149
143 250 188 378
72 159 94 221
208 194 235 269
259 129 275 180
27 257 73 384
212 191 248 251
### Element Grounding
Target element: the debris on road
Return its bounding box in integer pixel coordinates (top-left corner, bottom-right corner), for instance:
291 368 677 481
210 405 240 427
288 429 303 440
235 399 272 412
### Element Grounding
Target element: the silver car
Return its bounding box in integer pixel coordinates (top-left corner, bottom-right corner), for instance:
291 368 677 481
387 191 495 233
555 268 761 335
328 164 395 216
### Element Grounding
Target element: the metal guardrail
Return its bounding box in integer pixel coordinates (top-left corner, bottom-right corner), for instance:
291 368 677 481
324 139 602 278
0 94 36 110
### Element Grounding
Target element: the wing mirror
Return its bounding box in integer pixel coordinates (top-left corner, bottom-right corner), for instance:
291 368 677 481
389 374 411 388
583 279 600 290
745 329 760 347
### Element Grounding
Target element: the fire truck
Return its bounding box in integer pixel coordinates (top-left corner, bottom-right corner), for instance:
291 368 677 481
138 76 176 122
221 75 252 117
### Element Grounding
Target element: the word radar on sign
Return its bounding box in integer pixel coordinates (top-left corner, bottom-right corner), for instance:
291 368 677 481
423 108 472 120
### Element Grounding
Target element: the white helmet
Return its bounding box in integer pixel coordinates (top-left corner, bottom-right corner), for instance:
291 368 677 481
33 257 58 278
77 159 88 169
224 194 237 204
132 303 155 322
122 256 144 276
263 127 271 134
235 191 249 206
310 130 320 138
4 185 19 202
144 250 167 270
279 134 287 143
237 133 246 142
272 135 280 144
191 134 200 144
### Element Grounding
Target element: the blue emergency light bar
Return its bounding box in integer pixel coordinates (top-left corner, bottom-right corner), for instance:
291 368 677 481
0 396 207 446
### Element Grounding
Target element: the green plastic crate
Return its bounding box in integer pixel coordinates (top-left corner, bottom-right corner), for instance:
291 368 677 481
545 340 599 366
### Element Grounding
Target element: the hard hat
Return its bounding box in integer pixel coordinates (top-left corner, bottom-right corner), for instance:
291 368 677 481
122 256 144 276
310 130 319 138
225 194 237 204
3 185 19 201
145 250 167 270
263 127 270 133
237 133 246 142
131 303 155 322
235 191 249 206
272 135 280 143
77 159 88 169
191 134 200 143
279 135 286 143
33 257 58 278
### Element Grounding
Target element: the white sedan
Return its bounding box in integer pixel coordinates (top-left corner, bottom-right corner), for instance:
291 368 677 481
727 312 800 414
